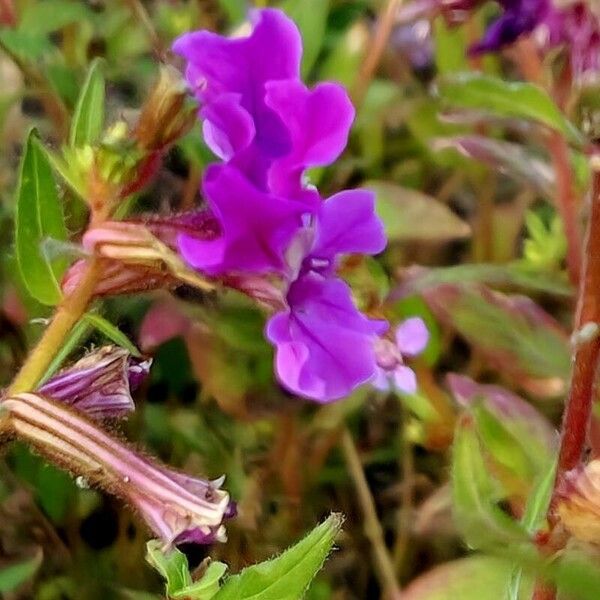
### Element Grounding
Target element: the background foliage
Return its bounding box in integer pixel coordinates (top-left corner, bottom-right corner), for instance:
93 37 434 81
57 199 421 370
0 0 591 598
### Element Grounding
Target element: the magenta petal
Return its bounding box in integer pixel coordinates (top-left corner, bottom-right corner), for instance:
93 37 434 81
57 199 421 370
178 165 308 275
266 80 355 197
311 189 387 260
395 317 429 356
173 9 301 162
266 274 384 402
393 365 417 394
201 94 255 160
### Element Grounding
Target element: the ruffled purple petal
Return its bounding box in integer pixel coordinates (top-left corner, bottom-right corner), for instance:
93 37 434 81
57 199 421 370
395 317 429 356
200 94 255 160
173 9 301 168
310 189 387 262
178 165 310 275
266 274 386 402
265 80 355 197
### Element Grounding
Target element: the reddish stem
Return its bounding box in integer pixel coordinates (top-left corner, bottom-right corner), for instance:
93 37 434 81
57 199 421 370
531 156 600 600
556 159 600 486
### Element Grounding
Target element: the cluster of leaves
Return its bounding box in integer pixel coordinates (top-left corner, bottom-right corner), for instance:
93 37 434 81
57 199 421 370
0 0 598 599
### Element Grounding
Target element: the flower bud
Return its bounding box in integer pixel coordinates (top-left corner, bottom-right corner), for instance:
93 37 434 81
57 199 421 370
557 461 600 543
2 392 233 547
38 346 151 419
134 65 198 152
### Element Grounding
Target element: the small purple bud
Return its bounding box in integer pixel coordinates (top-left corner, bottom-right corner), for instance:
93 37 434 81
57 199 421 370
39 346 151 419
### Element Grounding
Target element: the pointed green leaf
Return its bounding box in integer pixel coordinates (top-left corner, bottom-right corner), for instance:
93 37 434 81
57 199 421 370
452 417 526 549
437 73 583 144
0 551 43 593
69 59 105 148
214 513 343 600
83 313 141 357
15 130 68 305
505 460 556 600
146 541 191 595
174 562 228 599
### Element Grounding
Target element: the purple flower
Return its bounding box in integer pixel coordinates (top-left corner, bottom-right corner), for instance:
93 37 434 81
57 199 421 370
178 164 314 275
372 317 429 394
468 0 550 54
172 9 391 402
265 79 354 198
267 274 386 402
38 346 151 419
266 190 387 402
3 392 233 547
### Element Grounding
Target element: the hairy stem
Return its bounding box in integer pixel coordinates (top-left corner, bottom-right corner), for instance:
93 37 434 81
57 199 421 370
6 259 100 397
341 428 402 600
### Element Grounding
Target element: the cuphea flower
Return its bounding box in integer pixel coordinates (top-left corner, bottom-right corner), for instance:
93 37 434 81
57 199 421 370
38 346 151 419
169 8 397 402
371 317 429 394
2 392 233 547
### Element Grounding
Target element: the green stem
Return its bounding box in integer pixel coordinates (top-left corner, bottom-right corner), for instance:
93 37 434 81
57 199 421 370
6 259 100 398
341 428 402 599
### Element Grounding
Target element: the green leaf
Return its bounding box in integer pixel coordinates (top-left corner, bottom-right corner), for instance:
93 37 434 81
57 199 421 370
421 284 571 385
19 0 91 35
452 417 526 549
0 551 43 593
173 562 228 599
434 18 468 75
69 59 105 148
505 461 556 600
437 73 583 144
146 541 191 596
83 313 141 357
0 29 52 61
403 555 531 600
368 181 471 242
39 318 92 386
15 130 68 305
281 0 330 77
394 263 572 298
215 513 343 600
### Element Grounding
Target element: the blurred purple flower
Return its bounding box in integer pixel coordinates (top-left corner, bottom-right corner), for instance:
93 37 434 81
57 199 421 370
3 392 233 547
38 346 151 419
372 317 429 394
468 0 550 54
